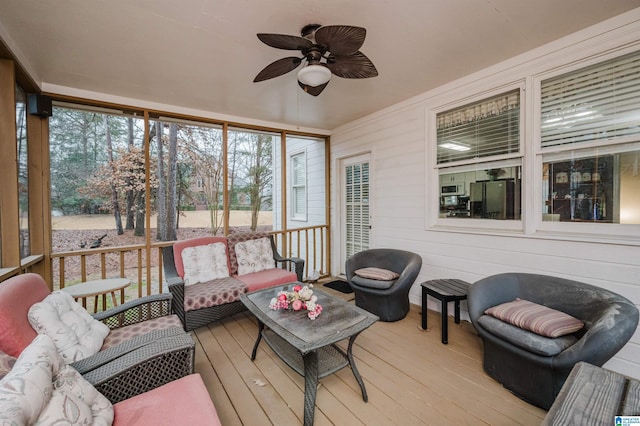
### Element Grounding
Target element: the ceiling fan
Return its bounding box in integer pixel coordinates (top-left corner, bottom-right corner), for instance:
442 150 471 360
253 24 378 96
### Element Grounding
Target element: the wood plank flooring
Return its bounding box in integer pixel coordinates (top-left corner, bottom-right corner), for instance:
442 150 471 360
192 291 547 425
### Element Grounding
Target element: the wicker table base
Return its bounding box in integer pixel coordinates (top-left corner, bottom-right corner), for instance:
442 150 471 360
241 285 378 426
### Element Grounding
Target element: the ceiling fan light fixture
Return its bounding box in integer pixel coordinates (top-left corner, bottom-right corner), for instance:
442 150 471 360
297 65 331 87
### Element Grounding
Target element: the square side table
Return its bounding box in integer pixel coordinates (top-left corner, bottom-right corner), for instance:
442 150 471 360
421 279 470 344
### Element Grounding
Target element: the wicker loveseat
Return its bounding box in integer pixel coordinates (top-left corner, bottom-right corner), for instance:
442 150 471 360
0 273 195 403
163 232 304 331
468 272 639 409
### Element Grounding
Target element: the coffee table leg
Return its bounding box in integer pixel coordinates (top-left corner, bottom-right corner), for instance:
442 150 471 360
347 334 368 402
302 351 319 426
251 321 265 361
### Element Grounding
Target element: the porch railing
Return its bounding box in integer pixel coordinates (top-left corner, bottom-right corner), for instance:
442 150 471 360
49 225 329 308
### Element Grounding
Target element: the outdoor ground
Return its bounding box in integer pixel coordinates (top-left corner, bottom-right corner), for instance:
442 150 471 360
51 210 273 301
52 210 273 252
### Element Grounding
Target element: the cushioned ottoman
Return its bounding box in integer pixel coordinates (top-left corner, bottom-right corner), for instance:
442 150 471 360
114 373 221 425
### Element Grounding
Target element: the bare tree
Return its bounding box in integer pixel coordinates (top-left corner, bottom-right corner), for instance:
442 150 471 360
155 121 166 239
104 116 124 235
124 117 135 230
165 123 178 241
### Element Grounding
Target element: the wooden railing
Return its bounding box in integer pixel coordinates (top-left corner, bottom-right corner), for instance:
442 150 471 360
271 225 330 280
49 225 330 304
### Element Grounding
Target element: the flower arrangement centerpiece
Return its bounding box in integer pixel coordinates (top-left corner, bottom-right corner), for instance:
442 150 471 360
269 284 323 320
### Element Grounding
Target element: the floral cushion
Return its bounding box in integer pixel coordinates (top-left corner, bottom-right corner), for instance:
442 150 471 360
227 232 270 275
28 291 110 363
485 298 584 338
234 237 275 276
181 242 230 286
0 351 15 381
354 267 400 281
0 334 114 425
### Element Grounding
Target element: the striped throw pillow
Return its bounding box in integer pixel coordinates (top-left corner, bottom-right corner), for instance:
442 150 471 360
485 298 584 338
354 267 400 281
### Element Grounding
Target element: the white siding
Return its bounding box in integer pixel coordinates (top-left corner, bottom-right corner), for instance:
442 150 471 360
273 137 327 276
330 11 640 379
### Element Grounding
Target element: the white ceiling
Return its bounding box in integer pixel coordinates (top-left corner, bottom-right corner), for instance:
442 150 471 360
1 1 638 131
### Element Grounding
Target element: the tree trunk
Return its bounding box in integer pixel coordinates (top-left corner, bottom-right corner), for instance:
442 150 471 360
249 135 265 231
104 116 123 235
165 123 178 241
124 117 135 230
155 121 167 240
134 191 145 236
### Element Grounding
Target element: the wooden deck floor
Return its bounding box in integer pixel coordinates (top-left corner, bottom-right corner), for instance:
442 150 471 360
191 288 546 425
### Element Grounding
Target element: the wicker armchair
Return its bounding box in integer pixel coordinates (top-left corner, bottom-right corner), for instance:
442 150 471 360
0 273 194 403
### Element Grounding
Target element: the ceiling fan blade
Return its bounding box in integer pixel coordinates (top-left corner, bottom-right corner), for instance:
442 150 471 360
326 51 378 79
314 25 366 56
298 80 329 96
254 57 302 82
257 33 313 50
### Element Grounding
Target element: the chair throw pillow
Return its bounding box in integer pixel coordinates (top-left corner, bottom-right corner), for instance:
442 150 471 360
27 291 110 363
354 267 400 281
181 242 230 286
0 334 114 425
484 298 584 338
235 237 275 276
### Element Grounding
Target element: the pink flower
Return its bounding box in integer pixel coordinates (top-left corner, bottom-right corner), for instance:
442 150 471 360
293 285 302 292
292 299 303 311
278 293 287 301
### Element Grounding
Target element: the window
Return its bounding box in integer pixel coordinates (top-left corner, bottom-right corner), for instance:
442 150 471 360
290 152 307 221
436 88 522 222
540 50 640 225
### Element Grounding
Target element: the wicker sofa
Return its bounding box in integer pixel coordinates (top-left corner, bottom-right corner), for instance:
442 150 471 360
163 232 304 331
0 273 195 403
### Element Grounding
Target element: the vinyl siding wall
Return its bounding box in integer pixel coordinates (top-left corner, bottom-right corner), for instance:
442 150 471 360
330 10 640 378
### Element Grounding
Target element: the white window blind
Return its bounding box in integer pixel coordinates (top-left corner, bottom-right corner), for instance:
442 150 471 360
437 89 520 164
541 50 640 148
291 153 306 218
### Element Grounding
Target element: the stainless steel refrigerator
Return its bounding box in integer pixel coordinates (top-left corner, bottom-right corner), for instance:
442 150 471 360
470 180 515 219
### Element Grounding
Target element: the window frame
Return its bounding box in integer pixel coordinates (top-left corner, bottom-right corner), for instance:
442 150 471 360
289 150 307 222
532 46 640 240
428 82 525 232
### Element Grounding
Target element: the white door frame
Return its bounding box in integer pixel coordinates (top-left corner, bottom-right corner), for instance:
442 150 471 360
336 152 372 275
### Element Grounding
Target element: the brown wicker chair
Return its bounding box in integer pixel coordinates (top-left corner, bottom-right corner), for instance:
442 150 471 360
0 273 195 403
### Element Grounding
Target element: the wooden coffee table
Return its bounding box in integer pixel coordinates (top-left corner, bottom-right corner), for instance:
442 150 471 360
241 285 378 426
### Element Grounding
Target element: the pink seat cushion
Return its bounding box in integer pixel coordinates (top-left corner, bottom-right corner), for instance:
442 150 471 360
113 373 221 426
0 273 50 357
172 237 230 279
234 268 298 292
101 314 183 350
